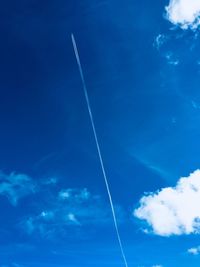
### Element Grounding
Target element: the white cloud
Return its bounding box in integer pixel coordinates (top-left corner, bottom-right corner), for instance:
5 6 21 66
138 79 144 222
58 188 90 201
58 190 71 200
154 34 167 50
188 246 200 255
165 51 179 65
134 170 200 236
166 0 200 29
0 172 36 205
22 188 122 238
67 213 80 225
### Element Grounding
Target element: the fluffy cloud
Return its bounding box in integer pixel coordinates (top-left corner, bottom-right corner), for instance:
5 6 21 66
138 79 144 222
188 246 200 255
134 170 200 236
166 0 200 29
0 172 36 205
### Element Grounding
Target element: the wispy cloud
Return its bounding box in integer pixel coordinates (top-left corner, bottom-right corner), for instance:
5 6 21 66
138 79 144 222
188 246 200 255
154 34 167 50
165 51 179 65
22 188 123 238
0 172 36 206
0 171 125 239
58 188 90 201
134 170 200 236
165 0 200 29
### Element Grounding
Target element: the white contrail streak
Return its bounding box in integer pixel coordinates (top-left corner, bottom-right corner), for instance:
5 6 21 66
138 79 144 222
71 33 129 267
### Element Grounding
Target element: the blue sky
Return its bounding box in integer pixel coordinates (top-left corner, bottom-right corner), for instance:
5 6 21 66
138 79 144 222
1 0 200 266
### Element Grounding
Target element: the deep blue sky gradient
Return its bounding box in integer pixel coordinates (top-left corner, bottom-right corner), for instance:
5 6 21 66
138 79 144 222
1 0 200 266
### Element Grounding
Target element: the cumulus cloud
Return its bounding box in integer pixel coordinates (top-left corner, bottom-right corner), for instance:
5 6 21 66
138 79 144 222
134 170 200 236
188 246 200 255
0 172 36 205
166 0 200 29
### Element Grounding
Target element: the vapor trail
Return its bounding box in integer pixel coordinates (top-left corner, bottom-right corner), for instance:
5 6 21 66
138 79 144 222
71 33 129 267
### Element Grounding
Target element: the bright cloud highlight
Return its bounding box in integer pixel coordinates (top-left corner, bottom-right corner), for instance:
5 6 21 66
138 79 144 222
134 170 200 236
166 0 200 29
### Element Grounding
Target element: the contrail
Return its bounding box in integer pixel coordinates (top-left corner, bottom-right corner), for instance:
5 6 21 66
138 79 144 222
71 33 129 267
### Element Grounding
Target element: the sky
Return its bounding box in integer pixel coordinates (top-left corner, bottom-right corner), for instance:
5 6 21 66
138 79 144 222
1 0 200 266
